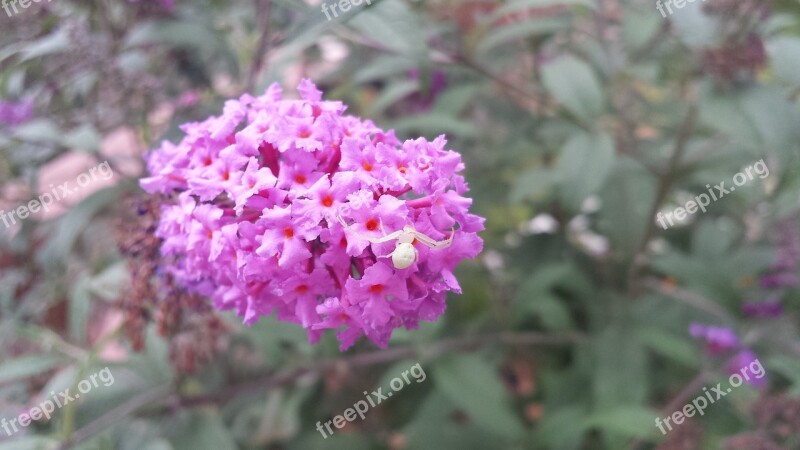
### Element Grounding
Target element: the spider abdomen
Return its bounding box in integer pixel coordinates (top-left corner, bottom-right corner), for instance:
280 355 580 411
391 242 417 269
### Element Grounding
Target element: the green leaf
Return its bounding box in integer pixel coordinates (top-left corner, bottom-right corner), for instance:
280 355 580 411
0 437 58 450
698 91 761 150
522 294 574 330
516 265 568 296
431 354 526 439
63 125 102 153
691 219 736 259
269 12 331 64
37 187 120 268
353 55 417 84
375 359 428 392
403 391 502 449
638 329 699 368
124 326 173 385
739 87 800 157
68 277 92 344
165 409 238 450
541 55 605 121
510 168 559 203
349 1 426 57
556 131 616 210
430 83 482 115
87 262 131 302
514 264 584 329
766 356 800 394
389 113 478 138
477 18 571 54
287 433 373 450
229 389 309 444
131 439 173 450
489 0 596 21
724 246 775 279
622 7 662 51
117 51 151 75
768 37 800 86
124 20 226 55
593 324 648 410
367 79 419 115
12 119 62 144
19 28 71 62
244 313 313 364
116 420 175 450
583 406 660 439
0 355 61 384
533 405 588 450
668 2 720 48
596 156 658 257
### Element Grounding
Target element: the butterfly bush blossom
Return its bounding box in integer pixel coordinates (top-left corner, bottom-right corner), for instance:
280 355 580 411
689 323 740 355
689 323 766 386
140 80 484 350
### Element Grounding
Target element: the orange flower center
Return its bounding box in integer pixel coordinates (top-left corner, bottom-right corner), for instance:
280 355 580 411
362 161 373 171
294 174 307 184
296 285 309 293
283 227 294 239
369 284 384 294
365 218 379 231
321 195 334 207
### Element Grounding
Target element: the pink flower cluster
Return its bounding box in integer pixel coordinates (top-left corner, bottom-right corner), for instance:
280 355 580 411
140 80 484 350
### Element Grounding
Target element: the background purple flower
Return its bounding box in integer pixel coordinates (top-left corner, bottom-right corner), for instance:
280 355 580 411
727 350 767 387
742 299 783 318
405 69 448 112
0 100 33 126
689 323 740 355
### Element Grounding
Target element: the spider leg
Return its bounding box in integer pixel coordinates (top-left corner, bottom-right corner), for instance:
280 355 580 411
363 230 403 244
380 217 387 236
337 214 402 244
412 227 455 249
336 214 349 229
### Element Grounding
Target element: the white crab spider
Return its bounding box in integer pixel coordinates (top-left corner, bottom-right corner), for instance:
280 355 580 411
337 215 455 269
